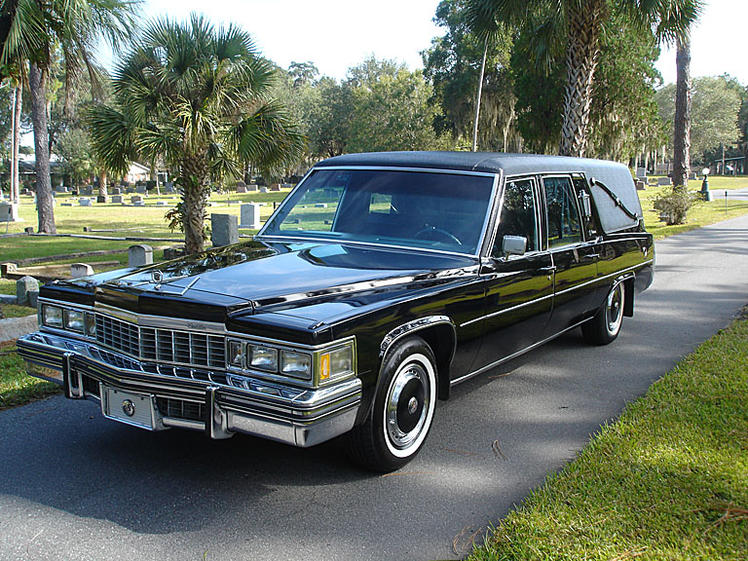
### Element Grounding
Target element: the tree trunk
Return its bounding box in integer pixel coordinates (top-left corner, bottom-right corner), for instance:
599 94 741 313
180 155 209 254
98 169 108 199
472 37 488 152
558 2 605 157
672 34 691 188
29 63 56 233
11 85 22 203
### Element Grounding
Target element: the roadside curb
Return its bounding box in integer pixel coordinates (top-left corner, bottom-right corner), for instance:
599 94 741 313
0 315 37 344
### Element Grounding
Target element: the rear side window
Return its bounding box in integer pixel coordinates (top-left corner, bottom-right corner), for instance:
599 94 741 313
543 176 582 248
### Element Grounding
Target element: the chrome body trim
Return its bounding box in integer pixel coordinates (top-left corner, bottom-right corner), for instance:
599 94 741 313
459 259 653 328
17 331 361 448
379 315 457 361
451 317 593 386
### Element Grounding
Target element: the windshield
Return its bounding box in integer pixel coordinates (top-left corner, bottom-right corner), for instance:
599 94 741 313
261 169 495 255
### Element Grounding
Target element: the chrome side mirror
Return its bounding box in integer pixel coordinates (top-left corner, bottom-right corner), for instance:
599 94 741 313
502 235 527 257
579 190 592 218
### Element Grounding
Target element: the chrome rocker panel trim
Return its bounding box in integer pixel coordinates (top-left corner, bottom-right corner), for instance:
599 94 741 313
17 331 361 448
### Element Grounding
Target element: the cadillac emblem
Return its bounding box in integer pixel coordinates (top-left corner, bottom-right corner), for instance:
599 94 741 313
150 270 164 287
122 399 136 417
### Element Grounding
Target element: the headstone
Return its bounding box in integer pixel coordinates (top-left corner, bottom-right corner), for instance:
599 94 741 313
61 203 73 207
24 227 33 234
211 213 239 247
126 186 135 194
135 184 147 194
657 177 672 186
163 246 185 260
111 195 123 204
165 182 175 193
260 187 268 193
314 203 328 208
156 201 167 206
134 200 145 207
236 184 247 194
128 244 153 267
16 276 39 306
240 203 261 229
269 183 281 192
635 179 646 191
28 290 39 308
0 201 19 222
282 183 294 189
635 167 647 179
78 198 92 207
1 262 18 276
97 195 108 203
81 185 93 196
113 187 122 195
247 183 258 192
131 195 143 204
70 263 94 278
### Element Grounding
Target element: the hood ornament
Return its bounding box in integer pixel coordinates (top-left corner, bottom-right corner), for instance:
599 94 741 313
150 270 164 289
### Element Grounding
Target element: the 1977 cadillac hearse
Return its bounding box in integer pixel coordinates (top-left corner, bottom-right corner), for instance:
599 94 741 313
18 152 654 471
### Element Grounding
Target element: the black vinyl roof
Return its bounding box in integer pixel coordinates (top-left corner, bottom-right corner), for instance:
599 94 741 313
315 151 627 177
315 151 643 234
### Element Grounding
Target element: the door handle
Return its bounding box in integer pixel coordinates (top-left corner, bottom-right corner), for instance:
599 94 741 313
583 253 600 259
539 265 557 273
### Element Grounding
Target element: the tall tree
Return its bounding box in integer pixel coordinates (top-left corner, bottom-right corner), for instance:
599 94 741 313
656 76 742 166
88 15 305 254
672 34 691 187
423 0 516 152
1 0 138 233
466 0 701 157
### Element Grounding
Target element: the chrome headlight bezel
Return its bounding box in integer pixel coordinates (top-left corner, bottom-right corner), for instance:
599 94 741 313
226 336 356 388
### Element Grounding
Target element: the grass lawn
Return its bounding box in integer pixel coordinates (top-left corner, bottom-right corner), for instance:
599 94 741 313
638 183 748 239
0 188 289 267
0 340 60 409
469 313 748 561
0 303 35 319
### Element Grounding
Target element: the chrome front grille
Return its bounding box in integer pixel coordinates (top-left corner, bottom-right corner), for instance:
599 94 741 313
94 314 226 369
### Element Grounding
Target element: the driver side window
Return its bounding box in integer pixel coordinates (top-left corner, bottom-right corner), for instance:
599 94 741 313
492 178 539 257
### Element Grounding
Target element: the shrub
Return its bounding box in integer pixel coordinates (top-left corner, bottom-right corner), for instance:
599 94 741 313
653 186 694 225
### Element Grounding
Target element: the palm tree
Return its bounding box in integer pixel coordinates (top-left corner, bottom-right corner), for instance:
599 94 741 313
88 15 305 254
1 0 138 233
466 0 701 157
672 33 691 187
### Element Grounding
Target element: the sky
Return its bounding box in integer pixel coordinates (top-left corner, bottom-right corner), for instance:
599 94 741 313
131 0 748 87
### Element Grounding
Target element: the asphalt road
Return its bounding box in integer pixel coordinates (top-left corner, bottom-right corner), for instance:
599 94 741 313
2 214 747 561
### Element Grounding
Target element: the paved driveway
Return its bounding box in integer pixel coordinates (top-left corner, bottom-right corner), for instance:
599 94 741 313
1 215 747 561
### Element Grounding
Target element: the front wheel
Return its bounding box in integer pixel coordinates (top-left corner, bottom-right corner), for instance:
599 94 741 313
345 336 437 472
582 282 625 345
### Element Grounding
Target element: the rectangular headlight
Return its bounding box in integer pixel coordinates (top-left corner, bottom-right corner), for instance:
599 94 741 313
64 310 85 332
228 341 244 367
249 345 278 372
280 350 312 380
42 305 63 328
319 344 354 382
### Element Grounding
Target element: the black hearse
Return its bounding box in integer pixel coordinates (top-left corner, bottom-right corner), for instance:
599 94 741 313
19 152 654 471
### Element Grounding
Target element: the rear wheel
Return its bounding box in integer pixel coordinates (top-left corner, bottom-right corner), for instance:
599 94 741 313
345 336 437 472
582 282 625 345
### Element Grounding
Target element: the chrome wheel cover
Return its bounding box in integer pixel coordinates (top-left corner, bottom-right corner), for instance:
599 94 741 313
383 353 436 458
606 283 624 335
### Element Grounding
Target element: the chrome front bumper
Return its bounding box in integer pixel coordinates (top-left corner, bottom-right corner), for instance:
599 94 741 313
17 331 361 447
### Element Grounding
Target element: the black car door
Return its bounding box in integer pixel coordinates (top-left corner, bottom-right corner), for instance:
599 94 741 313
541 175 600 333
469 177 554 374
